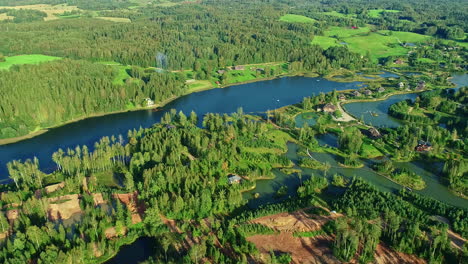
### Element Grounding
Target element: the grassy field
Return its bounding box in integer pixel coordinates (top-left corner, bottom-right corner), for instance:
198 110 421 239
368 9 400 18
312 26 431 62
0 4 79 21
0 12 13 21
96 17 131 23
322 11 356 18
0 54 62 70
279 14 316 23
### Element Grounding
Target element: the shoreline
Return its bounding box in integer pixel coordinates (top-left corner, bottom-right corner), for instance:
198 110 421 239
0 73 297 146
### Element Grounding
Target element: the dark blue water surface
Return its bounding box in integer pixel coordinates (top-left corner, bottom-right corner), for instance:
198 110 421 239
0 76 364 178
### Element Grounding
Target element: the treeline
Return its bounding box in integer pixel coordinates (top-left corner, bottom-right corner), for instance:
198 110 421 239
0 60 186 139
0 2 368 71
333 178 466 263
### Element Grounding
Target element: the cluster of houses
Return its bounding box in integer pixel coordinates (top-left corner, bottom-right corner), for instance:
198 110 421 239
397 81 426 91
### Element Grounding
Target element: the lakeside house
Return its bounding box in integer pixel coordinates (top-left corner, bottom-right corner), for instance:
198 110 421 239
228 174 242 184
234 65 245 70
398 82 405 89
368 127 381 138
378 87 386 93
323 103 337 113
338 94 346 101
415 141 432 152
352 90 361 97
394 58 404 65
363 89 373 96
144 98 155 107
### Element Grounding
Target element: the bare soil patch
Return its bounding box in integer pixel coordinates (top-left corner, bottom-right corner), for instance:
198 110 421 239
47 194 82 221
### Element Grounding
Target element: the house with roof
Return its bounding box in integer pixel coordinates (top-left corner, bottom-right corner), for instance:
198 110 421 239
415 141 432 152
363 89 373 96
368 127 381 138
234 65 245 70
416 81 426 91
144 98 155 107
228 174 242 184
378 87 386 93
338 94 346 101
323 103 337 113
398 82 405 89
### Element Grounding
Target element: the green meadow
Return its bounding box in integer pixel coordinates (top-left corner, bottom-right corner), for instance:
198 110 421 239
279 14 316 23
368 9 400 18
312 26 431 62
323 11 356 18
0 54 62 70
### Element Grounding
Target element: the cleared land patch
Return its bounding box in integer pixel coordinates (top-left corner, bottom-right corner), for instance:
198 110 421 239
280 14 316 23
0 12 13 21
368 9 400 18
0 4 79 21
95 17 131 23
312 26 431 62
0 54 62 70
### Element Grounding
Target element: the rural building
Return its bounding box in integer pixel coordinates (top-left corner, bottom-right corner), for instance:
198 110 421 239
338 94 346 101
228 174 242 184
166 124 176 129
415 141 432 152
144 98 155 107
368 127 381 138
323 103 337 113
416 81 426 91
378 87 386 93
234 65 245 70
256 68 265 73
352 90 361 97
394 58 404 64
398 82 405 89
217 70 226 74
363 89 373 96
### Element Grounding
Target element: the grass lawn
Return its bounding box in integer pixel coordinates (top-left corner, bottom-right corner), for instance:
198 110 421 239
93 170 119 187
0 54 62 70
322 11 356 18
96 17 131 23
187 80 213 92
312 26 431 62
360 142 383 158
368 9 400 18
280 14 316 23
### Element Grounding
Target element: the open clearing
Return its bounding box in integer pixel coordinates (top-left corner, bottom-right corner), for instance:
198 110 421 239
247 209 426 264
368 9 400 18
95 17 131 23
0 12 13 21
0 4 79 21
280 14 316 23
0 54 62 70
312 26 431 62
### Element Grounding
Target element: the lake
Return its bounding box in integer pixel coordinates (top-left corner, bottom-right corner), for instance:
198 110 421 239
0 76 365 178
